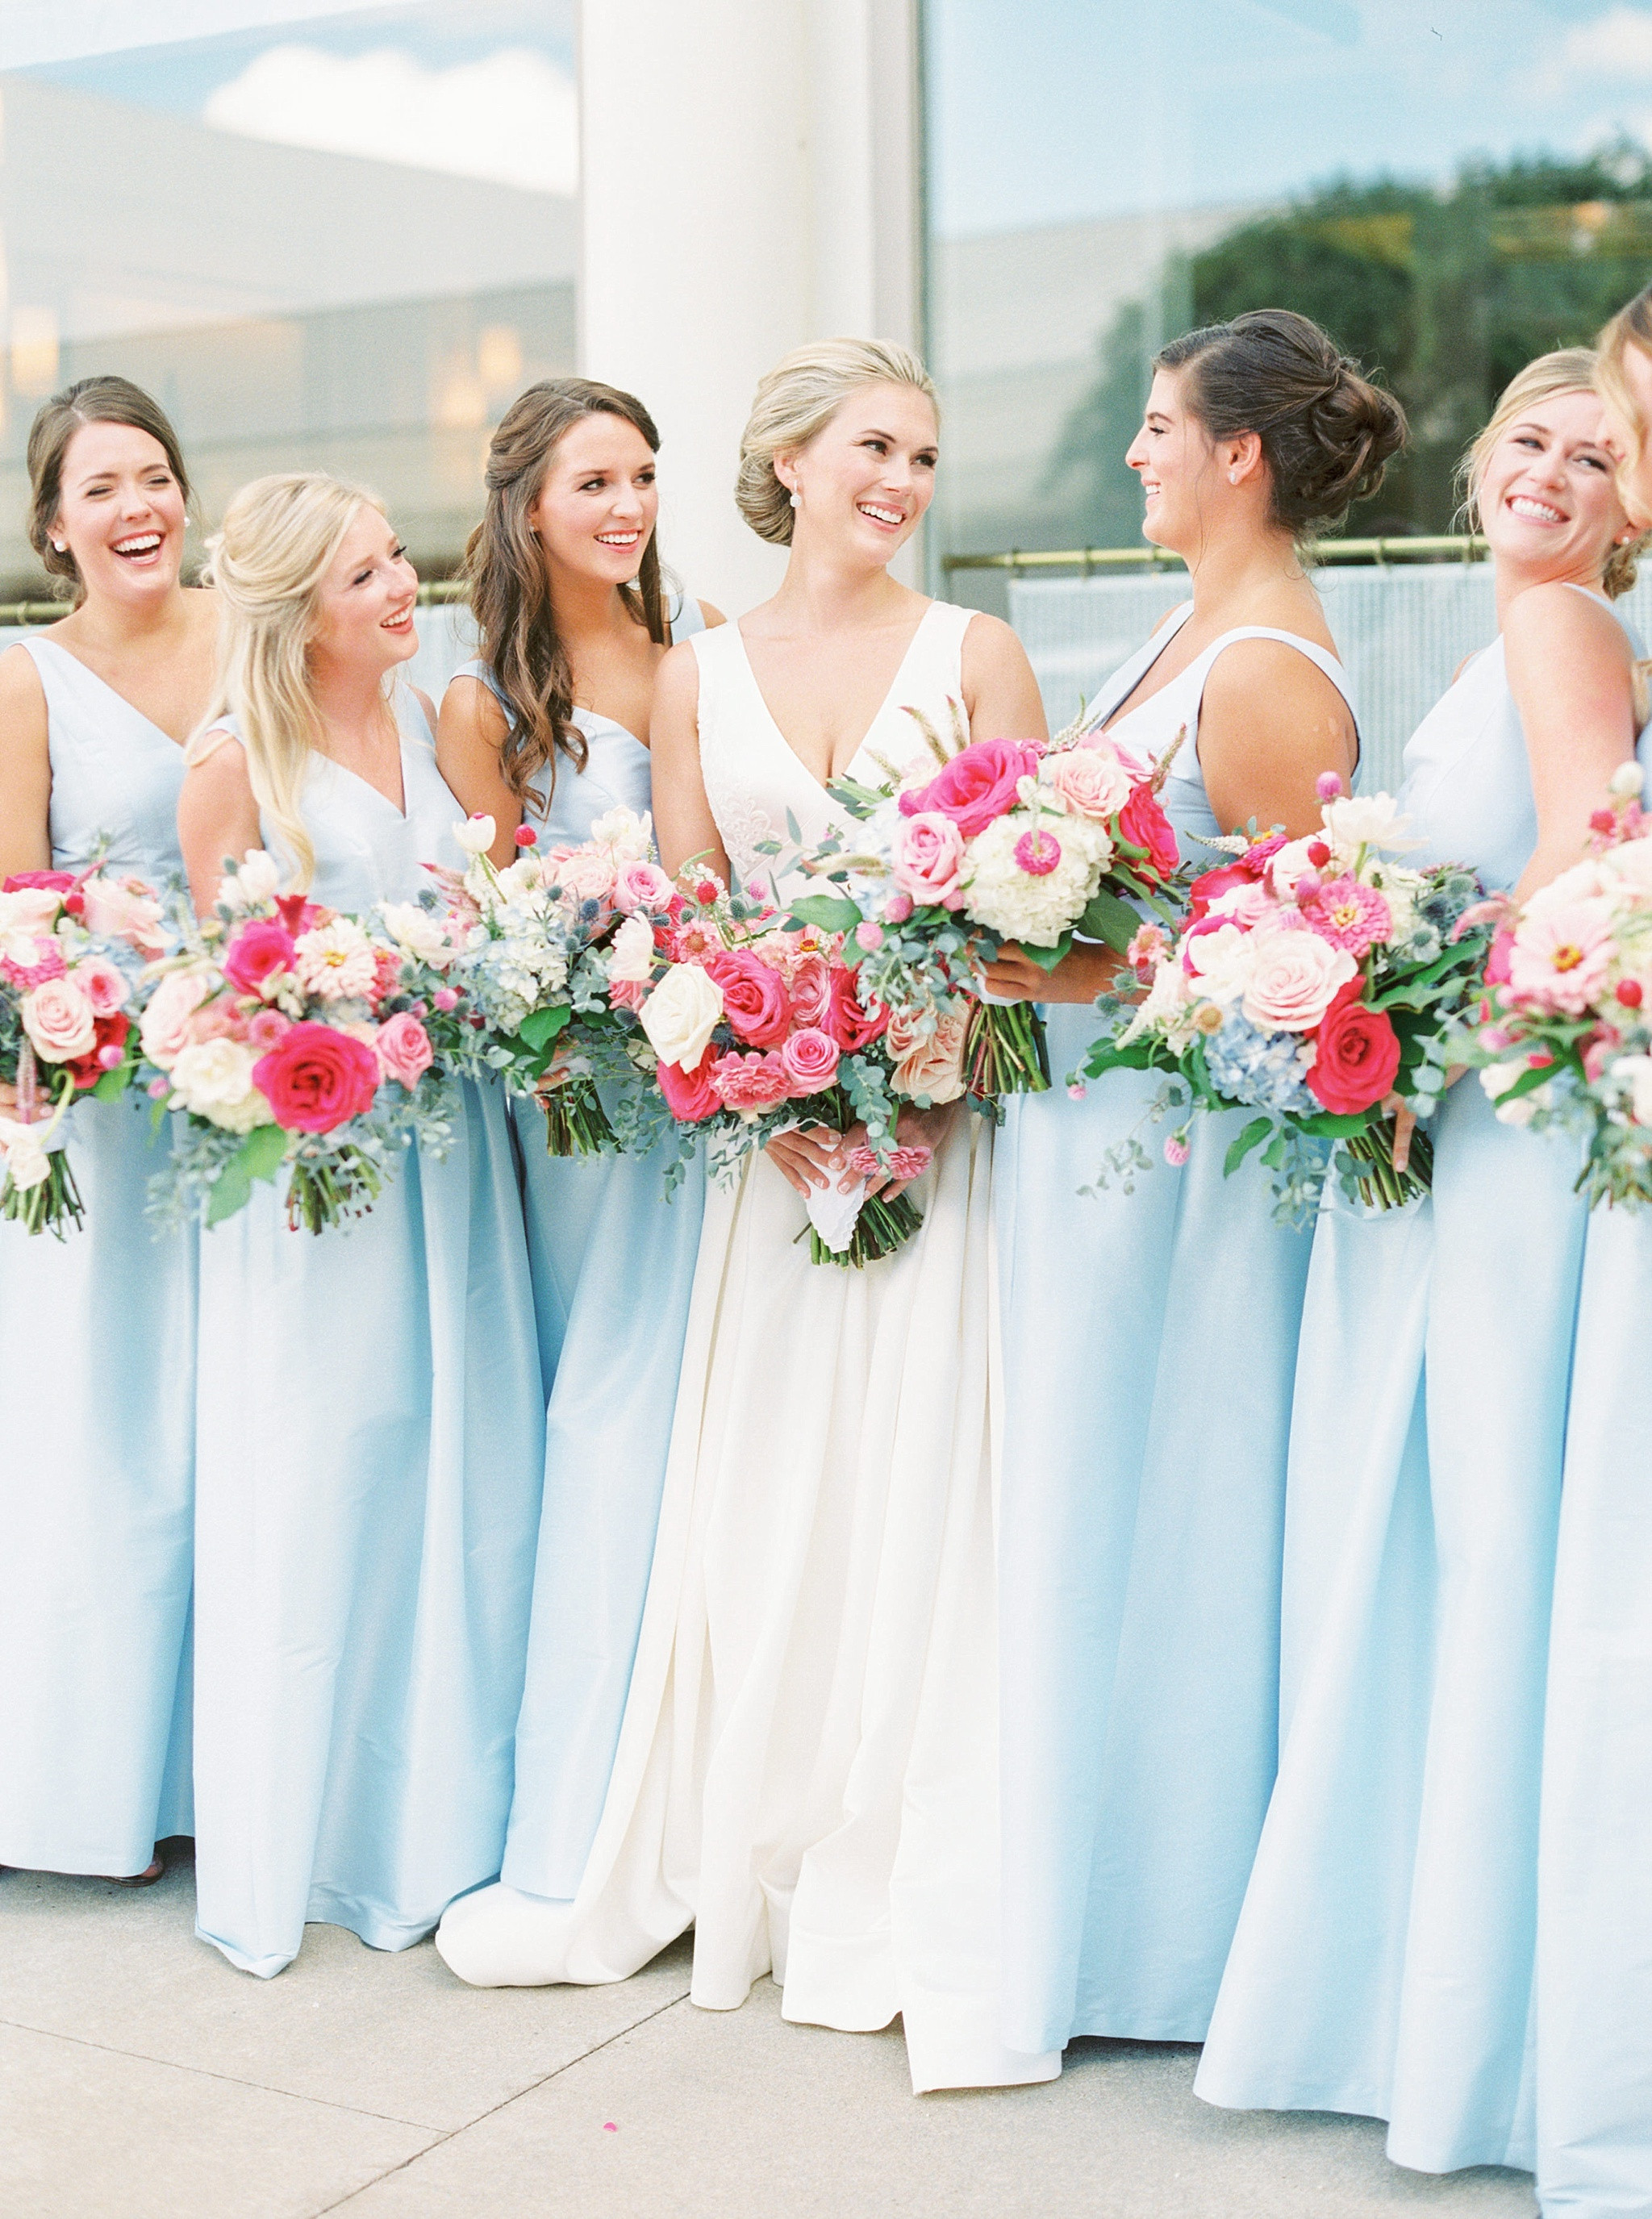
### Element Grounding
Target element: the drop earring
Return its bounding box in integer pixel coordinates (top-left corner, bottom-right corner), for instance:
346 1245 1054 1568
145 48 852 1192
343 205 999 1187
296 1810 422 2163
789 490 800 509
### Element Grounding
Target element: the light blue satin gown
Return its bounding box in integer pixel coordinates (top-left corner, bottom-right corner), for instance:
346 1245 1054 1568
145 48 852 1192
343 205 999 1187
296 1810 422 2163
1197 588 1644 2188
190 688 544 1976
0 636 194 1879
995 607 1358 2054
444 590 707 1896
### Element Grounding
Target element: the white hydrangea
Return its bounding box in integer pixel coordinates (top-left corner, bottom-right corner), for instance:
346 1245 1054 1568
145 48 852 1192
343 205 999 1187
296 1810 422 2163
962 808 1109 946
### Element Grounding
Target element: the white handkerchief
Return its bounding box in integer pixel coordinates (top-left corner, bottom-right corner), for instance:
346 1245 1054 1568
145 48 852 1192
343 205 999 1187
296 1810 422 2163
806 1174 868 1254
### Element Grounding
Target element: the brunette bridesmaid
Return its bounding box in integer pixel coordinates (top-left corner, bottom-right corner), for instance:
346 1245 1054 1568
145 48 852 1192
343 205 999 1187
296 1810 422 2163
0 379 213 1887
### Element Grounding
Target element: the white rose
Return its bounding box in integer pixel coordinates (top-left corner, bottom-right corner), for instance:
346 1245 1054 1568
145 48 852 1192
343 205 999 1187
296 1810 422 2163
0 887 64 938
379 901 456 967
640 961 724 1070
608 913 657 984
1241 927 1358 1032
0 1118 53 1190
219 849 283 910
453 814 496 857
589 804 653 861
1183 920 1256 1006
169 1038 275 1132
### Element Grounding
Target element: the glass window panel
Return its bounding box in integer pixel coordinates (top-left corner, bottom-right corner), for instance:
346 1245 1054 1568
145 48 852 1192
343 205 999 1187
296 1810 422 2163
0 0 576 594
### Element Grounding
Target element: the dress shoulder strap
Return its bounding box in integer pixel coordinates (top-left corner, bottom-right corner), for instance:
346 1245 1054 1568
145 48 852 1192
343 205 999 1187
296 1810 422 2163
1196 624 1358 715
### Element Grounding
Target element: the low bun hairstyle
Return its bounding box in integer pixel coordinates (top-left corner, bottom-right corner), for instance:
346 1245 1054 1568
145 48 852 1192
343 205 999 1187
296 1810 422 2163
1157 309 1407 538
464 379 668 807
26 374 194 605
1461 347 1648 600
736 337 938 545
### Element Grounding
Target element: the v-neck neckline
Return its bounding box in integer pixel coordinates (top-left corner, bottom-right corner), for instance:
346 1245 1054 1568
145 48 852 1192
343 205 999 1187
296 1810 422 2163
1096 603 1195 737
732 603 938 796
31 636 189 751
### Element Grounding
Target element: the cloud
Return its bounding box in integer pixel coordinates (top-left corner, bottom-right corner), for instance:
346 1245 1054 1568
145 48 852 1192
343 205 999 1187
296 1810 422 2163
202 44 578 195
1561 5 1652 81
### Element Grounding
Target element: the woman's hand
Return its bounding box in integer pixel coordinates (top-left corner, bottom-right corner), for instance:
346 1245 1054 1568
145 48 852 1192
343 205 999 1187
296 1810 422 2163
765 1123 845 1198
847 1100 958 1201
981 941 1125 1005
1384 1066 1466 1172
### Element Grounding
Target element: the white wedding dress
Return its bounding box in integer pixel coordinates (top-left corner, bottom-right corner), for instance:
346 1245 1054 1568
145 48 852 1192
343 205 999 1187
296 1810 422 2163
437 599 1058 2093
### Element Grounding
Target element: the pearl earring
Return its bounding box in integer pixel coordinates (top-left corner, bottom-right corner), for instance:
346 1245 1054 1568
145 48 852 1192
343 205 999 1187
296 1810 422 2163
1229 470 1240 485
52 540 65 553
789 490 800 509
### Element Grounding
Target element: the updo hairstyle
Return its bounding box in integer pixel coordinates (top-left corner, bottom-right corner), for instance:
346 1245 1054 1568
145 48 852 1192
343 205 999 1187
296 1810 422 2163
1460 348 1646 599
736 337 938 546
1596 285 1652 467
1157 308 1406 538
26 374 194 604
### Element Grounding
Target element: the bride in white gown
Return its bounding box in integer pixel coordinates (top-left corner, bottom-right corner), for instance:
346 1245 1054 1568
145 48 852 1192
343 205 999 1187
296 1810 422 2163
437 338 1055 2092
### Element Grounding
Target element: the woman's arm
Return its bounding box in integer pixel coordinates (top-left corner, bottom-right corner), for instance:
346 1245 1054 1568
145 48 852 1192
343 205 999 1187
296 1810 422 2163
436 676 522 870
1198 639 1358 842
961 611 1048 746
0 647 52 878
1504 582 1637 904
649 642 731 886
177 735 262 916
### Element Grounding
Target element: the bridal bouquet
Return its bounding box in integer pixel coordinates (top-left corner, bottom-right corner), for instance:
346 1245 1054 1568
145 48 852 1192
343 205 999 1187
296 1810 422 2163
140 850 471 1232
1459 761 1652 1207
1083 774 1494 1221
637 873 945 1266
0 867 162 1235
423 806 676 1157
781 703 1183 1107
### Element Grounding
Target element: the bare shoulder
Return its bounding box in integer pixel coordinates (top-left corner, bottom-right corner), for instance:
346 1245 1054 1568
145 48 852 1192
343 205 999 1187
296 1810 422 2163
1204 635 1348 707
651 636 704 728
1151 599 1193 636
183 726 252 791
440 669 508 737
1504 579 1631 662
0 640 47 717
959 607 1032 677
694 599 727 630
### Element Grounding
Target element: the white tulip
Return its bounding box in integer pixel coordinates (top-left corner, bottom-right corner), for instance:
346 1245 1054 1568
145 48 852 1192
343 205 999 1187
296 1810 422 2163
453 814 497 857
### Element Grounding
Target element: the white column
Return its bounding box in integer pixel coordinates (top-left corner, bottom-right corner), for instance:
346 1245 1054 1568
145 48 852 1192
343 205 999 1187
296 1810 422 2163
578 0 923 615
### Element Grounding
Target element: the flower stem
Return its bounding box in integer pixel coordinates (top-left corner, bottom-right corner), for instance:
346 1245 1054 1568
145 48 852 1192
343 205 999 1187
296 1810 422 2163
964 1000 1051 1101
1341 1116 1433 1211
804 1187 925 1267
538 1077 618 1157
0 1150 84 1239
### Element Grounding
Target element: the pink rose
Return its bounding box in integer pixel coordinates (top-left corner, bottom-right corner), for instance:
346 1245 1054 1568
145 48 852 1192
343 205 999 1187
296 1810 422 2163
22 974 98 1063
375 1011 435 1089
899 737 1042 836
657 1044 721 1122
825 963 889 1052
709 1049 793 1113
223 919 298 998
67 955 129 1018
79 872 167 953
253 1021 381 1133
247 1007 291 1051
891 811 968 906
1116 783 1179 886
613 860 674 914
64 1011 131 1091
886 1007 968 1103
787 950 832 1028
1304 982 1401 1114
1241 928 1358 1032
780 1026 841 1095
703 948 791 1048
554 850 618 909
1046 744 1132 820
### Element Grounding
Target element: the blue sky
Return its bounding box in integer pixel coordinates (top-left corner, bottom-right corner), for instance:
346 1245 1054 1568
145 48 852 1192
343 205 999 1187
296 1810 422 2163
928 0 1652 232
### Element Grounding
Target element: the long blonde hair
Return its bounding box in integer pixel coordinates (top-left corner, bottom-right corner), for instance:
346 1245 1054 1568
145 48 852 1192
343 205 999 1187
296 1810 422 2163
1596 286 1652 470
1459 348 1646 599
190 473 382 889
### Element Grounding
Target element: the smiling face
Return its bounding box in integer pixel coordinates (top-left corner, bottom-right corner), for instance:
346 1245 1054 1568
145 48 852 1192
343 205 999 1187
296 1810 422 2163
308 504 419 678
52 421 189 606
780 381 938 566
1125 368 1229 553
527 411 659 589
1599 341 1652 529
1479 388 1629 584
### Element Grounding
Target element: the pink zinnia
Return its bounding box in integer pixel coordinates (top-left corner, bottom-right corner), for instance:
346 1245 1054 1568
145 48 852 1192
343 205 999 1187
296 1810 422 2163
1299 875 1392 955
1508 900 1617 1016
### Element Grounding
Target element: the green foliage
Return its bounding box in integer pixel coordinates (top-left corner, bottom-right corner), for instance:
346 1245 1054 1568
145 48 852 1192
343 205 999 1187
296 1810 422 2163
1053 140 1652 543
206 1122 289 1227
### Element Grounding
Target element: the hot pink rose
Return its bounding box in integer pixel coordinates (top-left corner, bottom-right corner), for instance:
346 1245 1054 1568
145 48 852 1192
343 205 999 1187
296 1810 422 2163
1485 928 1515 986
780 1026 841 1095
657 1044 721 1122
139 969 215 1069
891 811 968 906
1305 982 1401 1114
703 948 791 1047
223 919 298 998
21 974 98 1062
613 859 674 914
824 963 889 1051
64 1011 131 1091
375 1011 435 1090
787 950 832 1028
899 738 1042 837
67 955 129 1018
1116 783 1179 885
2 870 74 895
709 1049 793 1113
253 1020 381 1132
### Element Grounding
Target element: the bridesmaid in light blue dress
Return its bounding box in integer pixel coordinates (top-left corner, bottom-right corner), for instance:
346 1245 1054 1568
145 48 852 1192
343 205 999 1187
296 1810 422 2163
1197 354 1646 2192
0 379 215 1885
178 474 544 1977
437 380 720 1899
984 311 1404 2058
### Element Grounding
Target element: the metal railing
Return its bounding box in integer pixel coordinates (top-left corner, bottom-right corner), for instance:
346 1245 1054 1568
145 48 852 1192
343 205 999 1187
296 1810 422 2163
942 533 1488 577
0 578 471 628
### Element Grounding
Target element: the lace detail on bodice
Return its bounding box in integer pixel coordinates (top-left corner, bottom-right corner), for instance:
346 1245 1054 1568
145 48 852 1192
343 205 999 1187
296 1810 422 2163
699 738 778 891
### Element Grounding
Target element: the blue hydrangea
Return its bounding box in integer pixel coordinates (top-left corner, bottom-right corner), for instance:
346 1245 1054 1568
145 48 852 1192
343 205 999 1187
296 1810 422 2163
1203 1010 1319 1115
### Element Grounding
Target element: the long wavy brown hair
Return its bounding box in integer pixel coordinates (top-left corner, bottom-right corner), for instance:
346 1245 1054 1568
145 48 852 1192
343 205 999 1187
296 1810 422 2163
464 379 668 807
